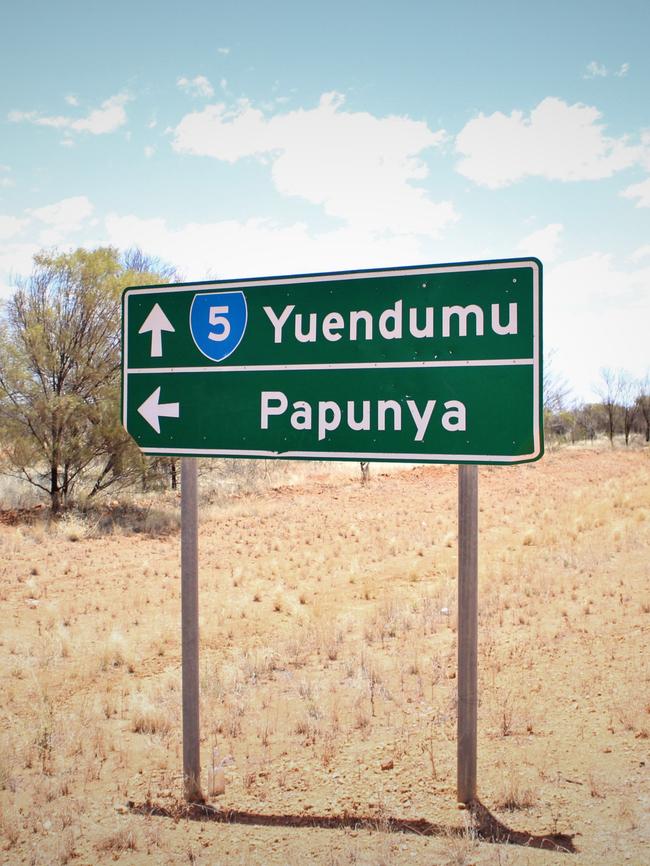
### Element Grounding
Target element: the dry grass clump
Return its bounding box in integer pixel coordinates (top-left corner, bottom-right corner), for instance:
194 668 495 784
0 735 16 793
494 775 538 812
95 823 139 855
0 804 20 849
440 825 479 866
128 675 179 737
141 507 181 536
57 513 93 542
130 696 173 736
55 828 77 864
103 501 180 535
98 630 134 672
67 499 182 537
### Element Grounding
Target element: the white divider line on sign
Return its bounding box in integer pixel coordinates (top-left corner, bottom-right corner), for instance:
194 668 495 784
126 357 535 375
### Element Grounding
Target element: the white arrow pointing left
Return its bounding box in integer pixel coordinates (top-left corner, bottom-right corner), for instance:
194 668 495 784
138 303 175 358
138 387 180 434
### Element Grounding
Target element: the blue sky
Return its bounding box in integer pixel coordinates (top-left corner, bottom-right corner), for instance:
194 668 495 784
1 0 648 401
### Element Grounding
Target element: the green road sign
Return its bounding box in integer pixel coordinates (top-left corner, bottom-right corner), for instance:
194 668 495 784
121 259 543 464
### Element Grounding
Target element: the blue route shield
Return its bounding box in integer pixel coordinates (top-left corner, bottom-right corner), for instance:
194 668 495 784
189 291 248 362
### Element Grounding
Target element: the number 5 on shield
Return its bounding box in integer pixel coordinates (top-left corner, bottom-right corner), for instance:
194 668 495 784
208 306 230 342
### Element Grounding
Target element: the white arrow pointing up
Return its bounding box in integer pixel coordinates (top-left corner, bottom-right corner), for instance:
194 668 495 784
138 387 180 433
138 303 175 358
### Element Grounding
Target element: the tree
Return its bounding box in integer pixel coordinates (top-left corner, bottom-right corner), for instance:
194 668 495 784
542 352 572 443
122 247 179 282
596 368 622 445
635 375 650 443
543 352 571 415
0 247 171 512
574 402 607 442
618 373 638 446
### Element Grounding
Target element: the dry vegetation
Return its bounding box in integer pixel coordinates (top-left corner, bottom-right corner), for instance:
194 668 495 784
0 445 648 866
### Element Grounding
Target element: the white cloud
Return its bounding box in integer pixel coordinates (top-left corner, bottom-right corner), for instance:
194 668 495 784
0 215 28 240
581 61 630 81
172 92 457 237
104 213 426 281
583 61 608 79
74 94 130 134
8 93 130 135
9 110 67 129
217 47 230 55
0 242 40 290
28 196 94 244
177 75 214 98
0 197 100 294
517 223 563 263
641 131 650 171
64 94 79 106
621 176 650 207
455 97 641 188
144 145 156 159
545 253 650 399
630 244 650 262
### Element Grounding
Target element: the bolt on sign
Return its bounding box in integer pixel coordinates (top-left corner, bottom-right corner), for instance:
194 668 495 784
121 258 543 464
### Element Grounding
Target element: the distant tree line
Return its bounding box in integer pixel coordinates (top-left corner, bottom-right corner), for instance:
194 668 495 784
544 366 650 447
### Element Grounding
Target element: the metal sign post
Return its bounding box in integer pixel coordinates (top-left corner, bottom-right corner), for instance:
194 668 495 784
181 457 203 803
457 464 478 804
